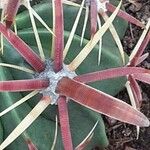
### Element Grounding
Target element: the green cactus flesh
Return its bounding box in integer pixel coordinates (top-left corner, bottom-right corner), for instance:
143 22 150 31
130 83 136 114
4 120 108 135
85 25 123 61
0 1 128 149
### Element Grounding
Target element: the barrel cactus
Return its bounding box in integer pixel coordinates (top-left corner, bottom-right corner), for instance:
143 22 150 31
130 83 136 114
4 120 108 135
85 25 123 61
0 0 149 149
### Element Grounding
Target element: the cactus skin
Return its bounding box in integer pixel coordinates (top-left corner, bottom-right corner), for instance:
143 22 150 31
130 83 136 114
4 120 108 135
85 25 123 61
0 1 128 149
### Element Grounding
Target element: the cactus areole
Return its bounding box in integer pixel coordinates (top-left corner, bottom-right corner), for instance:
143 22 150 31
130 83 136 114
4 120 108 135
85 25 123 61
35 59 76 104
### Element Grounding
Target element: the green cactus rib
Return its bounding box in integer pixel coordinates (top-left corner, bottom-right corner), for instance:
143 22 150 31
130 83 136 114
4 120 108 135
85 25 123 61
0 120 3 144
0 28 126 149
15 1 128 42
4 28 128 95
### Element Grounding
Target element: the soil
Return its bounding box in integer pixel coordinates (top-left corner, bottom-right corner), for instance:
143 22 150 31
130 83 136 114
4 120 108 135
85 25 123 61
105 1 150 150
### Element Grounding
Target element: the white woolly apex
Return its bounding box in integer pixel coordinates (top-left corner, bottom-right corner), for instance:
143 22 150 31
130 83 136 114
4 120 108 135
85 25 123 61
96 0 109 12
35 60 76 105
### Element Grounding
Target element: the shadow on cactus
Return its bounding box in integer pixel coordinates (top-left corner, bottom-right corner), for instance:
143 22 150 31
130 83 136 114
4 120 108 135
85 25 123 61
0 0 149 149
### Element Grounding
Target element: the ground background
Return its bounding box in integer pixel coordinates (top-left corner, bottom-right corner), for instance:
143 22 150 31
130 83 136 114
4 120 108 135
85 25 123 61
106 1 150 150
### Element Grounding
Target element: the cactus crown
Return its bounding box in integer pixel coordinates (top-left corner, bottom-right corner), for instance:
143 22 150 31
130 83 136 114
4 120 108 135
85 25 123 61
0 0 149 149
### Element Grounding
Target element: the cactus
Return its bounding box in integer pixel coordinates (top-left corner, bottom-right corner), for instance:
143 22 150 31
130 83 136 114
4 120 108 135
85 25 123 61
0 0 149 149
